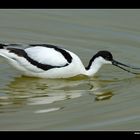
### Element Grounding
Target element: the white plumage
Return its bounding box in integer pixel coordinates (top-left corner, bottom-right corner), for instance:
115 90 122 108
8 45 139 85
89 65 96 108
25 46 68 66
0 43 139 78
0 44 86 78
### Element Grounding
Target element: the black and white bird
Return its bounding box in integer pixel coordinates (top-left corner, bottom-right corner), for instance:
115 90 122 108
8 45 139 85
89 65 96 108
0 43 140 78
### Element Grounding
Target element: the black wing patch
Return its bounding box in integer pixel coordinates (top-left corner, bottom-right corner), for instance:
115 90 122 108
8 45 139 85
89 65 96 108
7 48 69 71
29 44 72 63
0 43 8 49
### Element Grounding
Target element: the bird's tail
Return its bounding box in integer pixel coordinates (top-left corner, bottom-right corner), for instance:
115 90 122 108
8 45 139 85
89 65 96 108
0 44 11 59
0 43 7 49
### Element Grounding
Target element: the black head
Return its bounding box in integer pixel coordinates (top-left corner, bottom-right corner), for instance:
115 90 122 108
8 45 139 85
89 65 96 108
86 50 113 70
96 51 140 74
94 50 113 61
86 50 140 75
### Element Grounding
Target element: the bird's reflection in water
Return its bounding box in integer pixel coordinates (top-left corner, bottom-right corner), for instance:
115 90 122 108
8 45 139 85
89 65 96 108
0 75 121 108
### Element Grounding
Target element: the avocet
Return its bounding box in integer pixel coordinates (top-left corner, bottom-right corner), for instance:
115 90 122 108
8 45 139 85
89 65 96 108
0 43 139 78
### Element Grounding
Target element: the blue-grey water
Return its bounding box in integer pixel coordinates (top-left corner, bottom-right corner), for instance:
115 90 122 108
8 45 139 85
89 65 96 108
0 9 140 130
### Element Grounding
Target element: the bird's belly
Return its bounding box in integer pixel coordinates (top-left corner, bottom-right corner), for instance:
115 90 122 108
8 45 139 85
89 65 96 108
23 62 85 78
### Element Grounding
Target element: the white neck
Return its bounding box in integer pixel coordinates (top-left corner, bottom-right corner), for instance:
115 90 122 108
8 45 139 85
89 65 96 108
85 57 111 77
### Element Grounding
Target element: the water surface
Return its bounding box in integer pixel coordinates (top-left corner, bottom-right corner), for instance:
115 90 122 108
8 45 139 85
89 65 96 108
0 9 140 130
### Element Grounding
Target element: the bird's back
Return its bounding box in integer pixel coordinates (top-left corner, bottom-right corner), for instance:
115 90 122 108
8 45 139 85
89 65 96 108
0 43 86 78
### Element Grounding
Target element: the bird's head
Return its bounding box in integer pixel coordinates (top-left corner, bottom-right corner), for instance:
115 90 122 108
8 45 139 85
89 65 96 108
86 50 140 74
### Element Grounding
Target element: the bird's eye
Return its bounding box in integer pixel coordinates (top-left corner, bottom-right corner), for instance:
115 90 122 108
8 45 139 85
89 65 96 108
106 55 111 60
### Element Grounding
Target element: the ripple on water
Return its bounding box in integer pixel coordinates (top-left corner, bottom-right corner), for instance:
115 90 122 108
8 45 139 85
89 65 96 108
0 73 133 111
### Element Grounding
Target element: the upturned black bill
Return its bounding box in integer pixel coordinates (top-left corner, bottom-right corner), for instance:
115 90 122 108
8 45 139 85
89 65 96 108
112 60 140 75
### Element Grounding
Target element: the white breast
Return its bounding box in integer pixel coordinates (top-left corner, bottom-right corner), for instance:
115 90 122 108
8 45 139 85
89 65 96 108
0 44 87 78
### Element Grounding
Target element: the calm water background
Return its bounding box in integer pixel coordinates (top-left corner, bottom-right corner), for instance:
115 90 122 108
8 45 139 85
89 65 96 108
0 9 140 130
